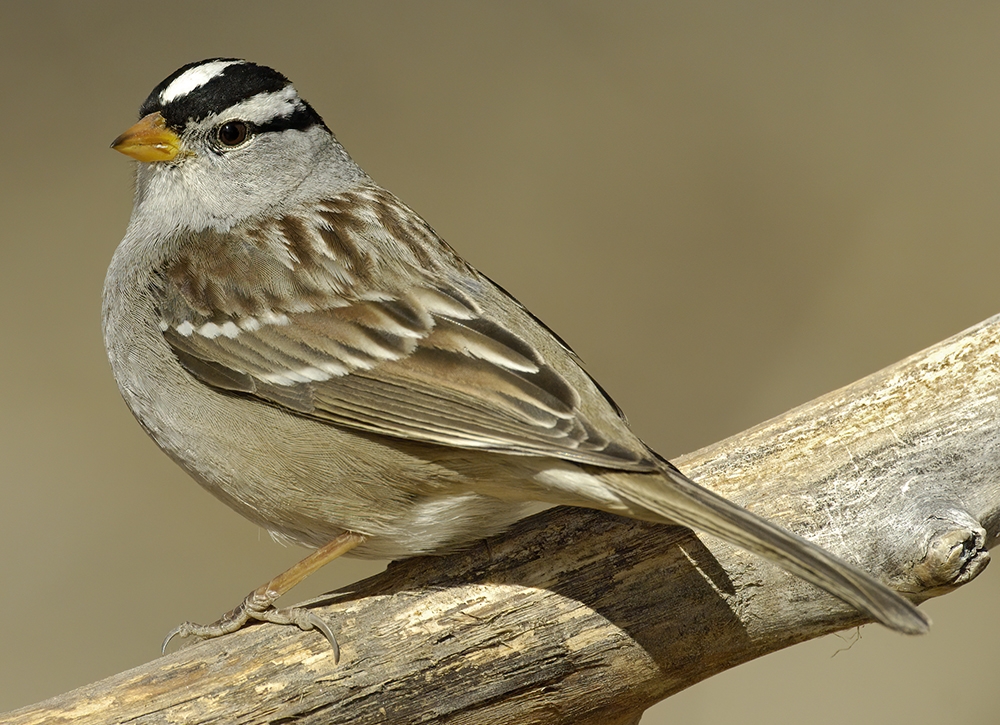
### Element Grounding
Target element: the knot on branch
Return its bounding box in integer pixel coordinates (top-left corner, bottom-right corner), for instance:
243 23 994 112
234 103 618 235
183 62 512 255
910 512 989 596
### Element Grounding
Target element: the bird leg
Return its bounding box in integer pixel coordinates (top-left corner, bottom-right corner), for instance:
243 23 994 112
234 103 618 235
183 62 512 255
162 530 366 661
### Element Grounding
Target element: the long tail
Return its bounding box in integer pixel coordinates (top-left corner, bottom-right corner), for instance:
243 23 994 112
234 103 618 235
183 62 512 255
598 463 928 635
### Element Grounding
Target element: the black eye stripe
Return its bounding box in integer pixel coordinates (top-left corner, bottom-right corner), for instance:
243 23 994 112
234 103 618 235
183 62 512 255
253 105 327 134
211 106 327 147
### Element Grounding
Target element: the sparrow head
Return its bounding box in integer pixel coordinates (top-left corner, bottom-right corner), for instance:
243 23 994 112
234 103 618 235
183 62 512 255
113 59 365 235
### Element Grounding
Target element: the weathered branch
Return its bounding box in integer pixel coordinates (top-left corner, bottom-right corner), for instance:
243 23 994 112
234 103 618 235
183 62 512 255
6 314 999 725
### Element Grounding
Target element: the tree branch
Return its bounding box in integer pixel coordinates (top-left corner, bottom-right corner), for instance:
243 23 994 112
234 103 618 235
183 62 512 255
6 314 999 725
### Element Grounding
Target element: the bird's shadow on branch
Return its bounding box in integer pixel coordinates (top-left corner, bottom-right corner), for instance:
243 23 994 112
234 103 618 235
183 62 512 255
305 505 756 674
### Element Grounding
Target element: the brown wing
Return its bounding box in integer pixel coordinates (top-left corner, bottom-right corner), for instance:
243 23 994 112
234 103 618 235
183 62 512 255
155 187 655 470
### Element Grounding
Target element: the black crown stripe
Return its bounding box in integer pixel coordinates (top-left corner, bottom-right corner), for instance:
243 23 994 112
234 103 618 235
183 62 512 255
139 59 325 133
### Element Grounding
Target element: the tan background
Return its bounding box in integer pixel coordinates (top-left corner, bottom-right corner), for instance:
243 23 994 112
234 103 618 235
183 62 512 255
2 2 999 722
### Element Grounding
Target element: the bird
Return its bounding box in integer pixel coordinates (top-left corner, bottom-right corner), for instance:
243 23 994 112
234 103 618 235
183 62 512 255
105 58 928 659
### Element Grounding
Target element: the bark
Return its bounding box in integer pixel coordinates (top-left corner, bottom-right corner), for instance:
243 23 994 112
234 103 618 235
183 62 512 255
5 314 999 725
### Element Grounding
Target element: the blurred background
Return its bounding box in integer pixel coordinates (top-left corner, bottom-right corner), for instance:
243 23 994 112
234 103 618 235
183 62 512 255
2 2 999 722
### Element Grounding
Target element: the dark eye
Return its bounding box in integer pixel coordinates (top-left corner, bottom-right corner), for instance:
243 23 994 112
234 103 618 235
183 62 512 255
217 121 250 147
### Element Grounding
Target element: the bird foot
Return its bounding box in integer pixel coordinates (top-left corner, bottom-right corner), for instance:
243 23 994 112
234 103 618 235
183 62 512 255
162 586 340 661
160 532 365 661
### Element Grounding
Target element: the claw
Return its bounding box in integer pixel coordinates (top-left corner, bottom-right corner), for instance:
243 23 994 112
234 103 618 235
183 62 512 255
161 601 341 660
161 626 182 655
246 606 342 663
303 611 341 662
158 531 364 660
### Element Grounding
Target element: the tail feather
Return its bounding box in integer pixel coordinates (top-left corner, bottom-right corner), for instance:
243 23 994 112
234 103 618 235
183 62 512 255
602 465 929 635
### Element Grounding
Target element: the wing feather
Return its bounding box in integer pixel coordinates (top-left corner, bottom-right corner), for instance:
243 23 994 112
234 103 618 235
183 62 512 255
155 186 655 470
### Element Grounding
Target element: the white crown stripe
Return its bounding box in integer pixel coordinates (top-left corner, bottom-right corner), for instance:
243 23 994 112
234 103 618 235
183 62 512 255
218 86 305 125
160 60 244 104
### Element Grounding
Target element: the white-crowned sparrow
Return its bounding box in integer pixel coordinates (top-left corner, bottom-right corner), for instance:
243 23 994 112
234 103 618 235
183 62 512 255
106 59 927 656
